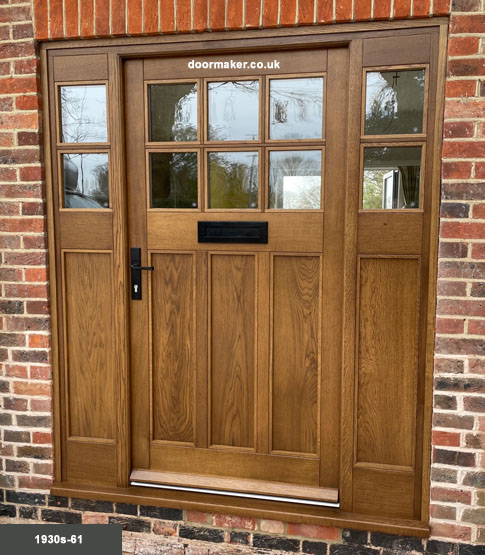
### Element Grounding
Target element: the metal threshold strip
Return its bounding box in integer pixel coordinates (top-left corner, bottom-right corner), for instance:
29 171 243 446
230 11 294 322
130 480 340 508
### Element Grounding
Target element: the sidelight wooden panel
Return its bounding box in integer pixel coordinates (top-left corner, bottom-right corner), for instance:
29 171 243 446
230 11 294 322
54 54 108 81
210 254 256 449
271 255 321 455
63 251 115 440
151 253 195 444
356 257 419 469
362 34 430 66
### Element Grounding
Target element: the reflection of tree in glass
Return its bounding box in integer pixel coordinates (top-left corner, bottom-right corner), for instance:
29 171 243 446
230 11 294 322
92 163 109 206
209 152 258 208
362 170 386 210
151 152 198 209
62 153 109 208
60 86 107 143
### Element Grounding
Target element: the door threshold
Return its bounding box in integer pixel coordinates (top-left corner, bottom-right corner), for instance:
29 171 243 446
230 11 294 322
130 469 339 508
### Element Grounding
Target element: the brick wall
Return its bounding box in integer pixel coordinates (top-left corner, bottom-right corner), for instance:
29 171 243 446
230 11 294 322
0 1 484 553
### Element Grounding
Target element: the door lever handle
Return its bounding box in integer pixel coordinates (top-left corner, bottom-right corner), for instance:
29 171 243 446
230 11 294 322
130 247 153 300
130 263 154 271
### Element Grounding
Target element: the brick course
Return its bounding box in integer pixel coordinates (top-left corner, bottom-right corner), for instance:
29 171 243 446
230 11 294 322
0 0 484 553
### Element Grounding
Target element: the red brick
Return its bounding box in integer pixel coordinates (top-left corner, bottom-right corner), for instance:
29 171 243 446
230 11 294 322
0 133 14 147
442 162 472 179
413 0 430 17
476 162 485 179
80 0 95 38
431 486 472 504
298 0 314 24
13 381 51 396
467 320 485 335
287 523 339 540
4 397 28 411
393 0 411 18
29 335 50 349
18 476 53 489
438 298 485 316
445 80 476 97
33 462 53 475
442 141 485 158
433 0 451 15
19 166 43 182
448 58 485 78
186 511 208 524
153 522 177 535
49 0 63 39
26 301 50 315
212 514 256 530
0 77 38 95
175 0 191 32
17 94 42 112
0 200 19 215
0 167 17 181
33 432 52 444
373 0 391 19
451 0 481 10
263 0 278 27
354 0 371 21
210 0 226 30
25 268 48 282
30 365 51 380
445 99 485 118
0 5 31 23
450 14 485 34
0 97 13 111
227 0 243 29
279 0 296 26
436 337 485 356
4 251 47 265
0 61 10 76
437 280 467 296
12 23 34 40
0 218 44 233
0 236 21 249
65 0 79 38
259 519 284 534
127 0 142 34
335 0 352 22
82 513 109 524
6 316 50 333
430 504 456 520
5 284 48 299
23 235 47 250
435 318 465 334
110 0 125 34
160 0 175 32
95 0 109 36
21 201 44 216
193 0 208 31
0 112 38 130
31 399 51 412
0 25 8 41
143 0 159 34
443 120 475 138
430 522 471 542
14 59 38 76
448 36 480 57
432 430 461 447
245 0 261 28
441 222 485 240
471 243 485 259
0 41 36 60
5 364 28 378
18 132 40 146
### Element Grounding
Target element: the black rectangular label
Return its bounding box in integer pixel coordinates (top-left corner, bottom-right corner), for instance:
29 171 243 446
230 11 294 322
198 221 268 244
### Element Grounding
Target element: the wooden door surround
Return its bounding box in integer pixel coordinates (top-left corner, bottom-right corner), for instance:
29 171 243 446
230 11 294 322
42 19 447 536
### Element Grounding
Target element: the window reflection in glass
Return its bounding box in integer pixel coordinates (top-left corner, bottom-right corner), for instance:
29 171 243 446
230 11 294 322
62 153 109 208
149 83 198 142
362 146 422 210
365 69 425 135
150 152 198 209
208 151 259 209
269 150 322 210
269 77 324 140
208 81 259 141
60 85 107 143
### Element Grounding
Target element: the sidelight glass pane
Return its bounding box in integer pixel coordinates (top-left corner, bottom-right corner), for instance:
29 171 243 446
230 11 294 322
208 81 259 141
365 69 425 135
62 153 109 208
269 150 322 209
362 146 422 210
208 151 259 209
60 85 107 143
149 83 198 142
150 152 198 209
269 77 324 140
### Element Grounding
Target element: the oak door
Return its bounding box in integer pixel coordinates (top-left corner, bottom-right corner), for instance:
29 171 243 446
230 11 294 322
125 48 349 502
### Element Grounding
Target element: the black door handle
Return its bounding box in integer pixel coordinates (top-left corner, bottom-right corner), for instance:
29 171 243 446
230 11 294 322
130 248 153 300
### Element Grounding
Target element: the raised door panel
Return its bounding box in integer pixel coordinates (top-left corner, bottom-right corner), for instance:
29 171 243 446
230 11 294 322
151 252 195 445
63 251 115 440
271 255 321 456
210 254 256 449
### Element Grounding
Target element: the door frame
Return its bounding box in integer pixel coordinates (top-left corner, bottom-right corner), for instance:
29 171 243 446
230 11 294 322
41 18 448 535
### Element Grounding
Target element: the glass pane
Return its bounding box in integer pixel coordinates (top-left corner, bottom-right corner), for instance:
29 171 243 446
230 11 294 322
60 85 107 143
269 77 324 140
149 83 198 142
62 153 109 208
269 150 322 209
150 152 198 209
208 81 259 141
363 146 422 210
208 151 259 209
365 69 425 135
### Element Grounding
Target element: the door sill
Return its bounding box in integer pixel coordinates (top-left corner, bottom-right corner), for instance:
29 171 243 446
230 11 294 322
130 469 339 507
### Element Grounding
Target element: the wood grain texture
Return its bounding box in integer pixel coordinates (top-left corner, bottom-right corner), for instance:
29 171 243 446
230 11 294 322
210 254 256 449
271 255 320 455
362 34 430 66
54 54 108 81
356 257 419 468
59 212 113 250
63 251 115 439
152 253 195 444
66 439 117 486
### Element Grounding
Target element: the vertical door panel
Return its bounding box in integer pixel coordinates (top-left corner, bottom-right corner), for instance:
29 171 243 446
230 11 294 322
271 255 321 455
151 253 195 445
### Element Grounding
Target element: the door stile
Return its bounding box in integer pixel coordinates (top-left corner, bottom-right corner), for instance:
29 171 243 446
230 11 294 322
125 59 150 470
256 252 270 454
195 251 209 448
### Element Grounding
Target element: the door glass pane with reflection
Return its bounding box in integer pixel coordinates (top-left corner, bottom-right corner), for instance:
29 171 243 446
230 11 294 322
365 69 425 135
208 81 259 141
362 146 422 210
150 152 198 209
60 85 107 143
149 83 198 142
208 151 259 209
269 150 322 209
269 77 324 140
62 153 109 208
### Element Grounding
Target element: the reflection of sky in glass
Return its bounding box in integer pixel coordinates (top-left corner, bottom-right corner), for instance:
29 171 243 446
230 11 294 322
62 153 109 208
208 81 259 141
270 78 323 140
60 85 107 143
269 150 322 209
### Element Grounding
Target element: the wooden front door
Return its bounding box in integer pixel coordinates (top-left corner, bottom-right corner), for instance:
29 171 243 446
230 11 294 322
124 47 348 503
